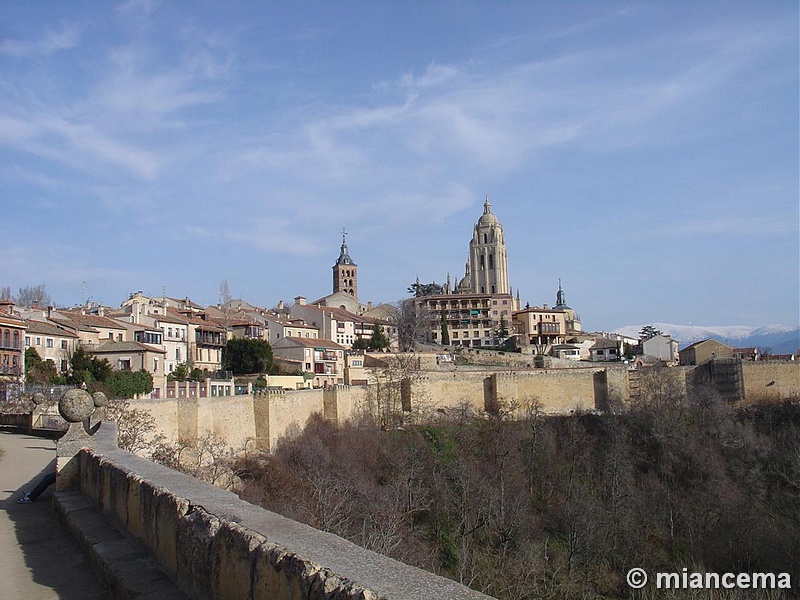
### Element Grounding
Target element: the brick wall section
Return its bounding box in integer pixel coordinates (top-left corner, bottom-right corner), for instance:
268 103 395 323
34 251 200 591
76 423 495 600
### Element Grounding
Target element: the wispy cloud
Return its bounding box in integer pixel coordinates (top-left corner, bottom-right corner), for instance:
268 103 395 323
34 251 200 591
641 215 797 240
0 113 161 179
183 220 326 257
0 22 81 57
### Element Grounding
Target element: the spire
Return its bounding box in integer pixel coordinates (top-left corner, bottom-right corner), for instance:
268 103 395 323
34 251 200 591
555 279 569 309
335 227 356 266
483 195 492 214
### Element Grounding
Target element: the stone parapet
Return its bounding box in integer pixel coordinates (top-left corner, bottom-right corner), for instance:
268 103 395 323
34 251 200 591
75 422 494 600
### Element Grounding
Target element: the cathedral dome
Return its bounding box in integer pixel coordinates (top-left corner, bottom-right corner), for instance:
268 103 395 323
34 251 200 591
478 212 498 225
478 196 498 225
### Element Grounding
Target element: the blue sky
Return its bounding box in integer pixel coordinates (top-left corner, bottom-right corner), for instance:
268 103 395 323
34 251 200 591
2 1 797 331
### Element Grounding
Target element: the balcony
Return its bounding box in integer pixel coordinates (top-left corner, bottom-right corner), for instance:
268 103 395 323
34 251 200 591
537 323 561 335
195 332 225 347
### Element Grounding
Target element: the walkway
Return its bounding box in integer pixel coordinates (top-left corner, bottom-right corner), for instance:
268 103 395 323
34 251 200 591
0 431 107 599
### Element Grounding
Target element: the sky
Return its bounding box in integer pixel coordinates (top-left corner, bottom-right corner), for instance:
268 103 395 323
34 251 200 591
2 1 798 332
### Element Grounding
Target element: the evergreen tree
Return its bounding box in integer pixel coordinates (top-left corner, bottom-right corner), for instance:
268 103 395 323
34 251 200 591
369 323 390 350
440 310 450 346
494 314 509 343
408 281 444 297
223 338 274 374
638 324 663 341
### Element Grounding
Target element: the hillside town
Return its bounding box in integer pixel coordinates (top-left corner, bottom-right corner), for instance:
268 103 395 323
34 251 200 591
1 198 793 402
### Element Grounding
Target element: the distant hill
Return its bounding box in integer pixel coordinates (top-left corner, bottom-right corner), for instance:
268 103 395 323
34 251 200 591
613 323 800 355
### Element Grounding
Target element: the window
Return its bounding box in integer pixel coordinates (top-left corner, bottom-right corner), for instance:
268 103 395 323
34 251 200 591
153 358 159 372
176 348 181 360
118 359 131 370
61 359 68 372
61 340 68 349
36 337 41 346
46 338 54 348
25 336 30 347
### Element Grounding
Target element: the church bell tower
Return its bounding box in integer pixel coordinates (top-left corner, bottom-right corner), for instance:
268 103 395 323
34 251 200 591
464 197 509 295
333 229 358 298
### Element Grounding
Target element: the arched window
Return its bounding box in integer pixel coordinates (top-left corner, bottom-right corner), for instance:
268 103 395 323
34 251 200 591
489 254 494 269
3 330 9 348
13 331 19 349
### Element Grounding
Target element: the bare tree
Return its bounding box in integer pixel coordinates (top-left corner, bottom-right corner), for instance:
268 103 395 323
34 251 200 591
365 353 425 428
17 284 53 308
395 299 423 352
219 279 232 306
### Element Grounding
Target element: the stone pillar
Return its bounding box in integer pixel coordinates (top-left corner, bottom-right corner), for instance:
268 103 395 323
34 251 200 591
55 389 107 491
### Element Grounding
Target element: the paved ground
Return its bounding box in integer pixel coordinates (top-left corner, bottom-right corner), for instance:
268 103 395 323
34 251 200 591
0 430 108 599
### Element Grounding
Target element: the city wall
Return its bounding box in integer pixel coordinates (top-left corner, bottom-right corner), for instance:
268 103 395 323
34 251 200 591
127 362 797 454
742 362 799 403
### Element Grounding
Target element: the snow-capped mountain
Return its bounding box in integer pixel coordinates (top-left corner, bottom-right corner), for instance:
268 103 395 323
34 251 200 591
613 323 800 354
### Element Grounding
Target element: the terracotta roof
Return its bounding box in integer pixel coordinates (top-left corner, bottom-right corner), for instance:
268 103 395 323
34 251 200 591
24 320 79 337
51 311 128 331
94 341 166 354
273 337 345 350
590 339 622 350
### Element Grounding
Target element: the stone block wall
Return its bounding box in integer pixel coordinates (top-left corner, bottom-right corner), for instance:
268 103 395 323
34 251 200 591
742 362 799 403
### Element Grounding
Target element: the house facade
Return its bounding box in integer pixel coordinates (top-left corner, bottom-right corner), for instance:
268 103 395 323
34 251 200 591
513 306 568 352
92 340 168 397
0 300 25 384
679 339 734 366
24 319 79 374
643 334 680 364
417 292 517 348
272 337 346 387
590 339 624 362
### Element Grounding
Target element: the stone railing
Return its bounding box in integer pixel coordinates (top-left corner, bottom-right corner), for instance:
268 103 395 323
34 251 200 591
53 389 494 600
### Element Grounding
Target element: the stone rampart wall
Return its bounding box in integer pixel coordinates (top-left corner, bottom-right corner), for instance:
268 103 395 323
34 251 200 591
125 363 799 454
72 423 493 600
742 362 799 403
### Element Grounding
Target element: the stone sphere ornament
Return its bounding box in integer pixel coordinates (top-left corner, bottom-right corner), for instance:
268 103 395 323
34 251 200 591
59 388 96 423
92 391 108 407
32 392 45 405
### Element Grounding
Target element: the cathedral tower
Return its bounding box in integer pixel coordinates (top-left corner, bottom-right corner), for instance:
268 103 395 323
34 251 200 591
457 197 509 295
332 230 357 298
